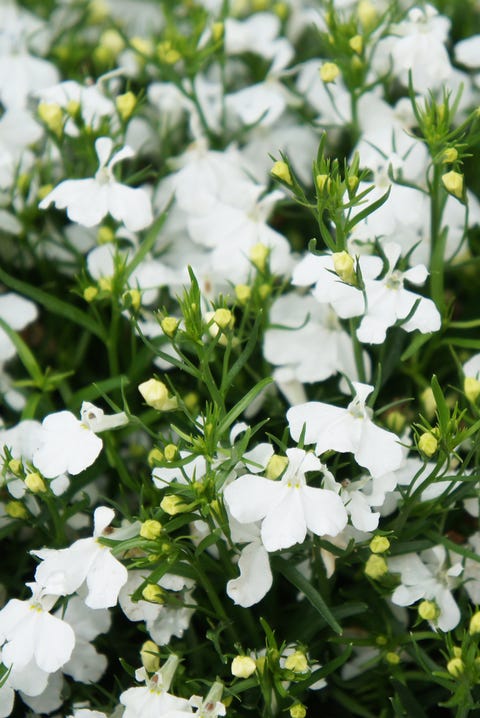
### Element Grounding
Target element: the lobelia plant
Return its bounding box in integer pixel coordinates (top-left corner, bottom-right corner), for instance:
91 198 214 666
2 1 480 717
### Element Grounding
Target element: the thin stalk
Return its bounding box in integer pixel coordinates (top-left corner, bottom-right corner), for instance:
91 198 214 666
429 163 447 316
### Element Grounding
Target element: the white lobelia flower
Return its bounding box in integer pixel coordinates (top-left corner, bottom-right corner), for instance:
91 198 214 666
39 137 153 231
32 506 128 609
224 447 347 552
32 402 127 478
0 292 38 362
120 655 191 718
356 242 441 345
0 582 75 674
226 515 273 608
287 382 403 477
388 545 463 632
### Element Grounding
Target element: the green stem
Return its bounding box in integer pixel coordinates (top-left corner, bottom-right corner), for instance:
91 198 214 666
429 163 447 316
349 319 366 383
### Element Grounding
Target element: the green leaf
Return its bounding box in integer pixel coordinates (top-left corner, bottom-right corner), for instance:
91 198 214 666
194 528 222 557
0 317 43 386
345 186 391 233
217 377 273 437
430 375 449 432
0 266 106 341
391 679 429 718
401 332 434 361
124 209 169 280
272 556 342 635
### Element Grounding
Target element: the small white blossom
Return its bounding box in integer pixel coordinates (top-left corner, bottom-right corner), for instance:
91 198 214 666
39 137 153 231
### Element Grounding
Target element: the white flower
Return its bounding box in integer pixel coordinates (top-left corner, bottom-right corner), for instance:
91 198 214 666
389 546 462 632
0 583 75 673
357 243 441 345
39 137 153 231
224 447 347 552
287 382 403 477
120 656 191 718
0 292 38 362
32 409 103 478
33 506 128 609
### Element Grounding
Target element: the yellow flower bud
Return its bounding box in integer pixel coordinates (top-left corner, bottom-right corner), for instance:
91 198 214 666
420 387 437 419
358 1 378 30
349 35 363 54
418 600 439 622
271 161 292 185
347 175 359 194
465 376 480 403
442 170 464 200
87 0 109 23
319 62 340 83
66 99 80 117
8 459 22 475
332 251 356 284
250 243 270 272
369 536 390 554
258 284 271 300
469 611 480 635
116 92 137 121
290 705 307 718
212 22 224 42
164 444 177 462
25 472 47 494
83 286 98 303
213 308 234 330
5 501 28 520
131 36 154 58
38 102 63 137
97 225 115 244
235 284 251 304
385 410 406 435
316 174 330 193
418 432 438 457
442 148 458 164
273 2 289 20
140 640 160 673
284 651 308 673
231 656 256 678
160 495 189 515
100 29 125 56
447 657 464 677
376 635 388 646
142 584 165 604
266 454 289 480
157 41 181 64
98 276 113 292
148 448 164 467
140 519 163 540
38 184 53 201
365 554 388 579
385 652 400 665
123 289 141 311
183 392 199 412
138 379 178 411
161 316 180 337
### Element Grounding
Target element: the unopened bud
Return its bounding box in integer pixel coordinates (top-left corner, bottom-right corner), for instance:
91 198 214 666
164 444 177 462
98 276 113 292
418 600 439 622
160 495 189 515
213 308 234 330
8 459 22 475
290 705 306 718
140 640 160 673
266 454 288 480
469 611 480 635
157 41 181 64
465 376 480 403
316 174 330 193
442 148 458 164
212 22 224 42
284 651 308 673
447 657 464 677
418 432 438 457
123 289 141 311
97 225 115 244
369 536 390 554
148 448 164 467
25 472 47 494
349 35 363 54
358 0 378 30
5 501 28 520
235 284 251 304
332 251 356 284
271 160 292 185
385 652 400 665
365 554 388 579
138 379 178 411
250 244 270 272
140 519 163 540
83 286 98 302
320 62 340 83
142 584 165 604
231 656 256 678
38 102 63 137
442 171 464 200
161 316 180 337
116 92 137 121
